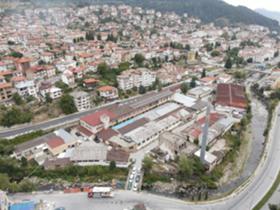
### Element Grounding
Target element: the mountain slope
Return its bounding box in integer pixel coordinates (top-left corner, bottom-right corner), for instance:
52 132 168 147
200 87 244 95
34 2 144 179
255 8 280 23
34 0 280 31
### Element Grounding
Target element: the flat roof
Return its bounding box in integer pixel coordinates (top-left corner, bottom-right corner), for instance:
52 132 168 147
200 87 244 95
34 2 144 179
70 142 107 162
118 117 150 135
125 115 179 144
15 133 57 154
173 93 197 108
128 90 173 109
137 102 181 121
195 150 217 164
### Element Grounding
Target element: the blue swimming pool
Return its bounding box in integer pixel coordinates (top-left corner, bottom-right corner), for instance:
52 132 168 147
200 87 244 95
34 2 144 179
112 118 136 130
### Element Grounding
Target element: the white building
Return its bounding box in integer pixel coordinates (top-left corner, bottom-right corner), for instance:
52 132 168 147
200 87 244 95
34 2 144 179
61 70 75 86
98 86 119 100
70 91 91 112
117 68 156 90
15 80 38 99
49 87 62 99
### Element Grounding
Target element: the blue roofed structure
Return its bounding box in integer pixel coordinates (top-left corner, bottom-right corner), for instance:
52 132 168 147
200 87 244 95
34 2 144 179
9 200 35 210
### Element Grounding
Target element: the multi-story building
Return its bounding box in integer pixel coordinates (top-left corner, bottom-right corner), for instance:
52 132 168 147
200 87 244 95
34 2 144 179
117 68 156 91
0 82 15 103
15 80 38 99
25 66 56 80
49 87 62 99
70 91 91 112
15 57 31 72
0 62 7 72
98 85 119 100
61 70 75 86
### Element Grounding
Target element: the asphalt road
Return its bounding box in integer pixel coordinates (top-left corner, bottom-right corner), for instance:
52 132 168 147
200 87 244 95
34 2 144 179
0 104 111 139
0 82 182 139
11 106 280 210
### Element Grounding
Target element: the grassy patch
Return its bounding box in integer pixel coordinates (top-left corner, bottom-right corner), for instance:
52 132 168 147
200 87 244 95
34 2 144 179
143 173 171 185
253 171 280 210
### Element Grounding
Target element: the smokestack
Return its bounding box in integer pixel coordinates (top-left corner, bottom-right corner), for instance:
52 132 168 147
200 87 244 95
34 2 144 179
200 101 211 163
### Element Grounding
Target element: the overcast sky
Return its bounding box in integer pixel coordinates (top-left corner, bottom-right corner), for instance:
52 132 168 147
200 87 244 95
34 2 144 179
224 0 280 12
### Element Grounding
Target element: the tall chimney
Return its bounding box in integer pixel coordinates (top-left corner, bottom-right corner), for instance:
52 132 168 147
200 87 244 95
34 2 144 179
200 101 211 163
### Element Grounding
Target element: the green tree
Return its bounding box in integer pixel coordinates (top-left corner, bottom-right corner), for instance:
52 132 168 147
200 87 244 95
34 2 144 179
201 69 206 78
59 94 77 114
225 58 232 69
12 93 23 105
0 173 10 190
180 82 189 94
118 62 130 72
268 204 279 210
198 191 202 201
190 77 197 88
97 63 117 85
9 51 23 58
247 58 253 63
215 42 221 48
1 107 32 127
18 179 36 192
86 31 95 40
134 54 145 66
204 43 213 52
234 71 246 80
45 93 53 103
178 155 193 180
139 85 146 94
55 81 71 93
97 62 110 75
157 80 163 91
210 50 220 57
109 161 116 171
185 44 191 51
143 156 153 173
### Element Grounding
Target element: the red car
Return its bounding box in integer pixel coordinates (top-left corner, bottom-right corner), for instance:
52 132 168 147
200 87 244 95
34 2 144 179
88 192 93 198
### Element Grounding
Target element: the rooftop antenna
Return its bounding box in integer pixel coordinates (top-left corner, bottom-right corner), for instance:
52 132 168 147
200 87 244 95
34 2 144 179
200 100 211 163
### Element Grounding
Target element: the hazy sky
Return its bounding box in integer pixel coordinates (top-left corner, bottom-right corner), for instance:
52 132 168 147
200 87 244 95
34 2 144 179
224 0 280 12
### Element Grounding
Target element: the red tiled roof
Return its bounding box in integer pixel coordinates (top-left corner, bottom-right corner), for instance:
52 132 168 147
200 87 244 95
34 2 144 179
197 113 224 126
216 83 247 109
97 128 119 141
0 70 13 76
107 148 130 163
77 125 93 137
31 66 45 72
199 77 216 83
80 109 116 127
11 76 26 82
0 82 12 89
71 66 86 73
47 137 65 149
98 85 115 92
16 57 31 63
189 128 202 139
84 78 99 84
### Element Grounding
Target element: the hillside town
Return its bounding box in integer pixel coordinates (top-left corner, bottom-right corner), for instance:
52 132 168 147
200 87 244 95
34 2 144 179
1 2 280 210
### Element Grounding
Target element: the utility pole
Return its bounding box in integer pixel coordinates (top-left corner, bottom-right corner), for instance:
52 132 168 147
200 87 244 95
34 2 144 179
200 100 211 163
